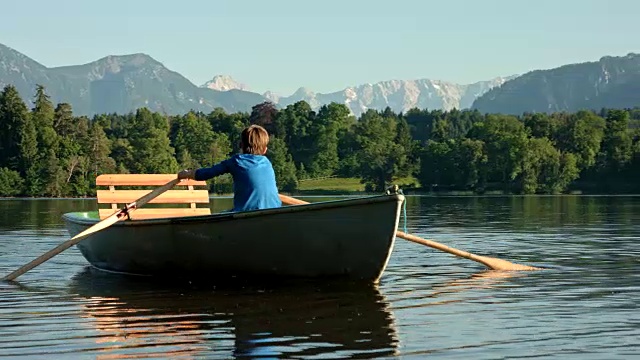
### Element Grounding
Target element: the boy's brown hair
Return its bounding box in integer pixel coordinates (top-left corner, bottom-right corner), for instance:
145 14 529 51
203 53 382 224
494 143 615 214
241 125 269 155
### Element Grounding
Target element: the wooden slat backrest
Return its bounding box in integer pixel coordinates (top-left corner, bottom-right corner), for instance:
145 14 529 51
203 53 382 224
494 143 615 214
96 174 211 220
96 174 207 187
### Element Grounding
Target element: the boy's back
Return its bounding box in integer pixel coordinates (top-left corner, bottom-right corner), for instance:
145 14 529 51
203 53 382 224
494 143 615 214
179 124 282 212
193 153 281 212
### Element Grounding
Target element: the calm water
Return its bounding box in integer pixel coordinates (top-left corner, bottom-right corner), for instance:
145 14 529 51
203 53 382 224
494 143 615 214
0 196 639 359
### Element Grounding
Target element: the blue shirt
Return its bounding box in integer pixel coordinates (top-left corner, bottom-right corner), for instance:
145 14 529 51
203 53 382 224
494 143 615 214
194 154 282 212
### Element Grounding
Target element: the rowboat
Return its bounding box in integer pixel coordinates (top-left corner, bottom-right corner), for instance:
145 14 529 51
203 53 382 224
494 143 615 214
61 174 405 282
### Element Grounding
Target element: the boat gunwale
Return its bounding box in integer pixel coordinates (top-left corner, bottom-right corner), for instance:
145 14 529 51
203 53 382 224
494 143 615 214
63 194 406 228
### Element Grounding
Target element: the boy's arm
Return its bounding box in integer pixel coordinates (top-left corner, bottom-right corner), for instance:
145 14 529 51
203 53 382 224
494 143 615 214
192 159 231 181
177 158 232 181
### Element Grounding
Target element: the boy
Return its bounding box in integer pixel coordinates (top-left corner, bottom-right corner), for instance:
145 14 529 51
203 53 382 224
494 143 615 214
177 124 282 212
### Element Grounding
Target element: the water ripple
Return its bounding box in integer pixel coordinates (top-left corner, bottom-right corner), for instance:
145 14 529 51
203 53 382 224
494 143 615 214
1 196 640 358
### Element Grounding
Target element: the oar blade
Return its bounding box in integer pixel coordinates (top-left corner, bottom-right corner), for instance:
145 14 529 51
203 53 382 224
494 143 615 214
472 255 543 271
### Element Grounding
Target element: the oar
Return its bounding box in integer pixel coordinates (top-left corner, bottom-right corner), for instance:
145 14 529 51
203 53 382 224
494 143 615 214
278 194 542 271
2 178 181 282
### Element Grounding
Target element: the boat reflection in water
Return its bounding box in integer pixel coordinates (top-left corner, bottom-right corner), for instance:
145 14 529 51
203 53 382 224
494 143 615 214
68 268 399 359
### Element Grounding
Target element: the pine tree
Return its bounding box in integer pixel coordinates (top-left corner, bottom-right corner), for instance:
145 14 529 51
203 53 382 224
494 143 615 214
27 85 60 195
128 108 179 173
0 85 31 174
266 137 298 191
20 109 38 196
32 85 58 150
88 121 116 179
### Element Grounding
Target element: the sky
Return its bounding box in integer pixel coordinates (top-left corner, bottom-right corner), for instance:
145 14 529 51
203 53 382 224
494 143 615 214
1 0 638 95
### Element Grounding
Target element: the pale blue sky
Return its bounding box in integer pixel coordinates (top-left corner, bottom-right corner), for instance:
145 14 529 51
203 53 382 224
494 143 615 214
1 0 638 95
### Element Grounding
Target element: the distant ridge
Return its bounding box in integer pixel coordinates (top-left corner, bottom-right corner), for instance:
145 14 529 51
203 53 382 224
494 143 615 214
472 52 640 114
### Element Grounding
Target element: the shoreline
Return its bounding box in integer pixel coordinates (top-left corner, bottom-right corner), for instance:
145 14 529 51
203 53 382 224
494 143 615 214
4 190 640 200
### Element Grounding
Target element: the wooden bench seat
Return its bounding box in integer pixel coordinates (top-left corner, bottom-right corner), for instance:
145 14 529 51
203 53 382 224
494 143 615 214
96 174 211 220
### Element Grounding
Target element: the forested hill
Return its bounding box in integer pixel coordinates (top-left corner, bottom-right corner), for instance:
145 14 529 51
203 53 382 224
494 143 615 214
1 84 639 197
472 53 640 115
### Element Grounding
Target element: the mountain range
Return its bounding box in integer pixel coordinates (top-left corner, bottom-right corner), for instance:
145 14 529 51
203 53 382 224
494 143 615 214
0 43 511 117
204 75 515 116
1 42 639 117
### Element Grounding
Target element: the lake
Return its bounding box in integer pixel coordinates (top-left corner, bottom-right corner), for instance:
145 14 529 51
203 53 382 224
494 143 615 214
1 195 639 359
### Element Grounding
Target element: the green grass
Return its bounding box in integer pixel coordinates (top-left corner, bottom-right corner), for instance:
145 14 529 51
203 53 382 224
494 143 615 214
297 177 365 191
296 176 420 193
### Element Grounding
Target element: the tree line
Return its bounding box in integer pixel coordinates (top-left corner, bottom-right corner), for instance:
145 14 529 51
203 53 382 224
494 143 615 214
0 84 639 197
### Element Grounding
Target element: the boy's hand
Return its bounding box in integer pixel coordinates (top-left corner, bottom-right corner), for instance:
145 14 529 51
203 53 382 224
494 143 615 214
177 169 195 180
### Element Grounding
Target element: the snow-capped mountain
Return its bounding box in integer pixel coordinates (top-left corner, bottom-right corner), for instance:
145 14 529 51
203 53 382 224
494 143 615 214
200 75 515 116
201 75 250 92
268 77 515 116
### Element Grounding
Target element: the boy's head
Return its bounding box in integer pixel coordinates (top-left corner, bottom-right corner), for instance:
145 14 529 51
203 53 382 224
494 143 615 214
240 125 269 155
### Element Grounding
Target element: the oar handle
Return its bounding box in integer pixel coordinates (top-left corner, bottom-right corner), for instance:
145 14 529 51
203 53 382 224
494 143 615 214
2 178 181 282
